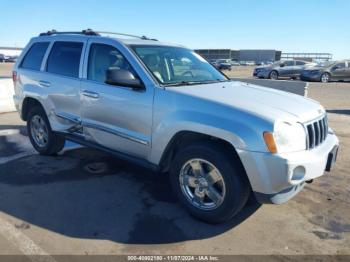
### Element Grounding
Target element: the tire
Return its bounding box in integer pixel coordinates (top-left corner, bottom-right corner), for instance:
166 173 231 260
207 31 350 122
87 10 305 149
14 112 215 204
169 141 250 224
27 106 65 155
320 73 331 83
269 70 278 80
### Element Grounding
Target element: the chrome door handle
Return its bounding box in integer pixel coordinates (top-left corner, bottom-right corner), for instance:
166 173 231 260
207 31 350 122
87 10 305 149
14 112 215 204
82 90 100 99
38 80 51 87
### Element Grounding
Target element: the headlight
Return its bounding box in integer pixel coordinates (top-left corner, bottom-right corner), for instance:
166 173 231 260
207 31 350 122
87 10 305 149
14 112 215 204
264 121 307 153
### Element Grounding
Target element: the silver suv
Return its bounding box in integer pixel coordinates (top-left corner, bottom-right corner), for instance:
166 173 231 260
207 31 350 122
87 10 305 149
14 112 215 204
13 30 339 223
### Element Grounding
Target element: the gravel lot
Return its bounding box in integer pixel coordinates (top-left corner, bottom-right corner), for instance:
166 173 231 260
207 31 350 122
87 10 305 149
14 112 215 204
0 64 349 258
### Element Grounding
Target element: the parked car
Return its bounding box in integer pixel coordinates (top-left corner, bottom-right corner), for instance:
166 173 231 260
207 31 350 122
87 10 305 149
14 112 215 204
231 61 240 66
246 61 255 66
253 60 313 80
13 30 339 224
216 59 232 71
256 61 265 66
210 59 219 68
300 60 350 83
0 54 5 62
5 56 18 63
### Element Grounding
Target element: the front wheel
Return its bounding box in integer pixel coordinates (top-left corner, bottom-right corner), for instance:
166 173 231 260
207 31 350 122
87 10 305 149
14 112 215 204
27 106 65 155
320 73 331 83
269 70 278 80
170 142 250 224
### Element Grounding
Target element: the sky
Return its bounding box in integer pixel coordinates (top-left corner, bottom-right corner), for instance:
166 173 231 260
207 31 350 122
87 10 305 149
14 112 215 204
0 0 349 59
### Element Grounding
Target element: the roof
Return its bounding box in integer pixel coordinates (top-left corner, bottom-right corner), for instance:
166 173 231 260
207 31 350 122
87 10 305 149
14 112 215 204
36 29 184 48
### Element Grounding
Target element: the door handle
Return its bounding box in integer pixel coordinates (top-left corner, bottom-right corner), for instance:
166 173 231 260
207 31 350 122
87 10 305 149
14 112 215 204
82 90 100 99
38 80 51 87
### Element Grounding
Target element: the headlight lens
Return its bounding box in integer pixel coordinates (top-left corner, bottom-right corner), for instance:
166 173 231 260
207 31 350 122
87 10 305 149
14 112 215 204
264 121 307 153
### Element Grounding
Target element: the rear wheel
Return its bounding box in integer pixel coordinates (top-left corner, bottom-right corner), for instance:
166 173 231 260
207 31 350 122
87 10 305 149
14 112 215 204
320 73 331 83
170 142 250 224
269 70 278 80
27 106 65 155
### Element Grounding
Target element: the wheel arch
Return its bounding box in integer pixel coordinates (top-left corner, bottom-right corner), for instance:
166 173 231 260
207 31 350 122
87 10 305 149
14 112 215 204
21 96 45 121
158 131 250 185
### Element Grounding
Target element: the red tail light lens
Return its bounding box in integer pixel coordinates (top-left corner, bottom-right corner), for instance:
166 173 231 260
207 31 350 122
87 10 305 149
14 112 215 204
12 71 17 86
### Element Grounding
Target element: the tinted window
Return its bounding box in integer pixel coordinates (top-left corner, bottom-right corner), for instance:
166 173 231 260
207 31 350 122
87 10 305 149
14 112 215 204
334 63 345 69
88 44 134 83
47 42 83 78
296 61 306 66
21 42 49 70
284 61 294 66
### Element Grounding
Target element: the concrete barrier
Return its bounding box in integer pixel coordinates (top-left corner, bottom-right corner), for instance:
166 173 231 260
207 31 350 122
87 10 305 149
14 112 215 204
0 77 16 113
232 78 308 97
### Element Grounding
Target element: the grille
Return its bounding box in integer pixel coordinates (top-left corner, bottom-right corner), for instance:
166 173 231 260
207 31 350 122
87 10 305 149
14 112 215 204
305 116 328 149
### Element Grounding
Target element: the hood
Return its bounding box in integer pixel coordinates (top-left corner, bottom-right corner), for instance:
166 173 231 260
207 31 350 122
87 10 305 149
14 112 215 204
167 81 324 123
255 65 271 69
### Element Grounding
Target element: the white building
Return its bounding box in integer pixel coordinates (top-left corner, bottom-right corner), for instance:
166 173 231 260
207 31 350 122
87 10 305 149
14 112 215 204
0 47 23 57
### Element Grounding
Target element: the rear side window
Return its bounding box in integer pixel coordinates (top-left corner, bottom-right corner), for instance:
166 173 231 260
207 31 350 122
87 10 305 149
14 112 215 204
296 61 306 66
46 41 83 78
21 42 49 70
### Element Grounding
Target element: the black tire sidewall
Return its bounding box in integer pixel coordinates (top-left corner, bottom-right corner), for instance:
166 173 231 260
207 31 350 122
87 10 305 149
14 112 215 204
27 106 64 155
170 142 249 224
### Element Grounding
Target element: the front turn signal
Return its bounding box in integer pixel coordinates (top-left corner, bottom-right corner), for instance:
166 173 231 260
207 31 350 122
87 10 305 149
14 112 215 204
263 132 278 154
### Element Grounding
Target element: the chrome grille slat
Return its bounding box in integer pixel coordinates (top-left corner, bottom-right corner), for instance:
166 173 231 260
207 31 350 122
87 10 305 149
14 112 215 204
305 115 328 150
319 119 324 141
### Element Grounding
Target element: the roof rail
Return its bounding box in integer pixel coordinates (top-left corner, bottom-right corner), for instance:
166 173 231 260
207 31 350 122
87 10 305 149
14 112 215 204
96 31 158 41
39 29 158 41
39 29 100 36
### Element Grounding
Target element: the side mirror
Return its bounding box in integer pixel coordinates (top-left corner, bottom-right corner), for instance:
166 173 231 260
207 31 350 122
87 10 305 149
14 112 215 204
280 63 285 67
105 68 144 90
332 66 339 71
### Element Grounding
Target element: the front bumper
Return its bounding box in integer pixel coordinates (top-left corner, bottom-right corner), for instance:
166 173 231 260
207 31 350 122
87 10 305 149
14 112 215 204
300 73 321 82
237 131 339 204
256 70 270 79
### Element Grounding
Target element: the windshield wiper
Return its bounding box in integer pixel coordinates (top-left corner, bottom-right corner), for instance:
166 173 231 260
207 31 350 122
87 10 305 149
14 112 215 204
165 81 203 87
165 79 230 87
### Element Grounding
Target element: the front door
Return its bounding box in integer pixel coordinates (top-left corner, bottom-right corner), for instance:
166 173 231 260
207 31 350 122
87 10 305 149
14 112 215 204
80 41 153 158
279 60 295 77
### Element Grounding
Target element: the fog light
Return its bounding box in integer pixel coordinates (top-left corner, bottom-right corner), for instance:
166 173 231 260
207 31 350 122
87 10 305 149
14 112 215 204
291 166 306 181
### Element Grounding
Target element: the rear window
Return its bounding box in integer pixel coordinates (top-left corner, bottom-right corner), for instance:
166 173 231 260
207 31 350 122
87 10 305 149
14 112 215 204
21 42 49 71
46 41 83 78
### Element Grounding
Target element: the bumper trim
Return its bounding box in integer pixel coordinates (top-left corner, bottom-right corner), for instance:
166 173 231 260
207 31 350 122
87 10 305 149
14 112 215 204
254 182 305 204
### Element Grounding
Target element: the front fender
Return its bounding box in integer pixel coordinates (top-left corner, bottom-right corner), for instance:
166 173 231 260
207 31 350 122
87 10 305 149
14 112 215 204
149 109 271 165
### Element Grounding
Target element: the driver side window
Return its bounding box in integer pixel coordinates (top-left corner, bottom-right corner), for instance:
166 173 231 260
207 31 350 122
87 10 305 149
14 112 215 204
87 43 133 83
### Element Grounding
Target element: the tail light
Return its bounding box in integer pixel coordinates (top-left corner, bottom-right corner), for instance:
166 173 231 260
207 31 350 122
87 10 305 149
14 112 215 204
12 71 17 86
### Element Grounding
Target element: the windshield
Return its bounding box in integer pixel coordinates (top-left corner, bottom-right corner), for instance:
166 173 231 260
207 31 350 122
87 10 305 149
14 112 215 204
130 45 228 85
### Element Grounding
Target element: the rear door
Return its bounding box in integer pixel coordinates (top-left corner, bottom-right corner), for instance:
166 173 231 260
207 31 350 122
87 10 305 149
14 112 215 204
80 38 154 159
42 37 86 131
330 62 346 80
